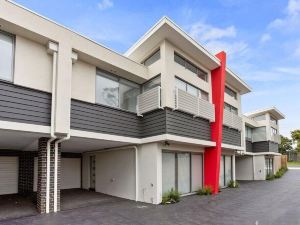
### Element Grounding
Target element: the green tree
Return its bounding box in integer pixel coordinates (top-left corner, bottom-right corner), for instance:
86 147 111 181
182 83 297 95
279 135 293 154
291 130 300 152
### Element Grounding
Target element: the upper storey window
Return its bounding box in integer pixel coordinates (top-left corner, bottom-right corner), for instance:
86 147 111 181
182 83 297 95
175 77 209 101
143 49 160 66
270 116 277 125
174 52 208 82
224 102 238 115
96 69 141 112
253 114 266 121
142 75 161 92
0 31 14 82
225 86 237 100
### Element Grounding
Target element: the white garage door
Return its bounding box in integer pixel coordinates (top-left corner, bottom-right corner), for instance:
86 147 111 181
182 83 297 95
61 158 81 189
0 157 18 195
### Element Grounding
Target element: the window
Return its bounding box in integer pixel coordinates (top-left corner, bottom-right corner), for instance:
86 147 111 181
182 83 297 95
175 77 209 101
142 75 161 92
174 52 208 82
253 114 266 121
270 116 277 125
225 86 237 99
96 69 141 112
143 49 160 66
219 155 232 187
265 157 273 177
271 127 277 135
224 102 238 115
245 126 252 140
0 31 14 82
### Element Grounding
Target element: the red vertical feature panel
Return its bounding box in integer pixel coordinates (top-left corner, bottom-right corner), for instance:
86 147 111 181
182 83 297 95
204 51 226 194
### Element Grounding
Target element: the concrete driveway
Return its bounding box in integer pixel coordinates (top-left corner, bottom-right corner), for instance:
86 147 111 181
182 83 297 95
1 170 299 225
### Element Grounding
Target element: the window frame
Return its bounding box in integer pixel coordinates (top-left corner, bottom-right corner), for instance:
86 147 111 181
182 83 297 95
142 49 160 66
224 102 238 115
225 86 237 100
0 30 15 83
174 52 208 82
95 68 141 113
142 74 161 92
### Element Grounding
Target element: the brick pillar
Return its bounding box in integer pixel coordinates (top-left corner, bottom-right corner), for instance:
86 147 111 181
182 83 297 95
37 138 61 213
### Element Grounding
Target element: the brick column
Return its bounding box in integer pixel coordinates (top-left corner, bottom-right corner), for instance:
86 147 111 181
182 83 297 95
37 137 61 213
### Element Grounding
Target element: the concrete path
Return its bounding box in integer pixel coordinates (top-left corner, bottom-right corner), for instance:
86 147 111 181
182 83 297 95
1 170 299 225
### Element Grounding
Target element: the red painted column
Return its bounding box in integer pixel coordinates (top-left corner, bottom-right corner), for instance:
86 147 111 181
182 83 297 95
204 51 226 194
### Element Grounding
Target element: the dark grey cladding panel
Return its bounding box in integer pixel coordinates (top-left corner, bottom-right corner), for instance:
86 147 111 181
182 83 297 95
252 141 278 153
165 108 211 141
71 101 212 140
269 142 279 153
71 100 141 138
222 126 241 146
140 109 167 138
246 140 253 152
0 81 51 126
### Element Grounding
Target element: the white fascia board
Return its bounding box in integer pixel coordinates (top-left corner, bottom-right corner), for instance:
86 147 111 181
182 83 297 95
244 107 285 120
243 152 282 156
0 120 50 134
222 143 245 151
226 68 252 95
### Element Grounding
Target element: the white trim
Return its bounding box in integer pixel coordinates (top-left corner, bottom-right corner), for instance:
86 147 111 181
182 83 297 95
221 143 245 151
0 120 50 134
243 152 282 156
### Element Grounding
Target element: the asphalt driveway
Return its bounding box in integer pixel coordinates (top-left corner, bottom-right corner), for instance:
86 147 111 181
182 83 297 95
1 169 299 225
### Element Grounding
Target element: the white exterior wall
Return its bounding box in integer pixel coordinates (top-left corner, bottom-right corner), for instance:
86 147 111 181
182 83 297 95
61 158 81 189
14 35 53 92
81 153 91 190
138 143 162 204
95 148 136 201
72 60 96 103
253 155 266 180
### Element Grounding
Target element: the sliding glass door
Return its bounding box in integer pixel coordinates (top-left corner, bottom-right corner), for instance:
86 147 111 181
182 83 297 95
219 155 232 187
162 151 202 195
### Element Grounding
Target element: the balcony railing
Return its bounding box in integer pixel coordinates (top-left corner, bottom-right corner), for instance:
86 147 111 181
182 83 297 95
271 134 281 144
174 88 215 122
137 86 162 116
223 110 243 131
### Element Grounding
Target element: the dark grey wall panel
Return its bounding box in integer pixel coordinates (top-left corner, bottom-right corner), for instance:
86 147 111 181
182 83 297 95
222 126 241 146
246 140 253 152
71 100 141 138
140 109 166 138
252 141 269 152
269 142 279 153
165 109 211 141
0 81 51 126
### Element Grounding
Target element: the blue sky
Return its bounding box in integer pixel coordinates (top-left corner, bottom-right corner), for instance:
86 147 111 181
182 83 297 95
15 0 300 137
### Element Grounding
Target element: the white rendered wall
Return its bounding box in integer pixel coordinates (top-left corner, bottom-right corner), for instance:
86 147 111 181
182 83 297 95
61 158 81 189
138 143 162 204
95 148 136 201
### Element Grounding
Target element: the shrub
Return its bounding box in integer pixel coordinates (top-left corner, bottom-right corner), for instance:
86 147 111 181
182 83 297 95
161 188 180 204
228 180 239 188
274 167 288 179
266 174 275 180
197 186 213 195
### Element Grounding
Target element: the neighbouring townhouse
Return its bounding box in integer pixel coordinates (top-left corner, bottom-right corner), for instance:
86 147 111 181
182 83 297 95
0 0 285 215
236 108 285 180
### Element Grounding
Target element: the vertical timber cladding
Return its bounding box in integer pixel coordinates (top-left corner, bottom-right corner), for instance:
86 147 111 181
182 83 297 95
37 138 61 213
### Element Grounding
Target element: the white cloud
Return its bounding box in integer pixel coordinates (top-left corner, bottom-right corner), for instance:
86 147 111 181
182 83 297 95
293 43 300 57
97 0 113 10
187 21 247 57
268 0 300 31
260 33 271 43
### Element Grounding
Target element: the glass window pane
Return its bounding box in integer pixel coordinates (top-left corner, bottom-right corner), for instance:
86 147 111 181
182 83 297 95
144 49 160 66
0 32 14 81
231 107 238 115
200 90 209 101
225 156 232 186
96 71 119 107
192 154 202 192
186 61 198 74
187 84 198 97
175 78 187 91
119 79 140 112
219 156 225 187
224 103 231 112
197 70 207 81
177 153 191 194
162 152 176 194
174 53 186 67
143 75 161 92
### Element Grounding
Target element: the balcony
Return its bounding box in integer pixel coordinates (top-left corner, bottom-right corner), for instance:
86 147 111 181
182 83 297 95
137 86 162 116
223 110 243 131
271 134 281 144
174 88 215 122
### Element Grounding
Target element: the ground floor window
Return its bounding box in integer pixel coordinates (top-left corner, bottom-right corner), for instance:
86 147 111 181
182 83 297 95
265 157 274 177
162 151 203 195
219 155 232 187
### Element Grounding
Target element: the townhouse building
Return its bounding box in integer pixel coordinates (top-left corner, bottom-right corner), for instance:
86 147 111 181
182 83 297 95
0 0 283 216
236 108 285 180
